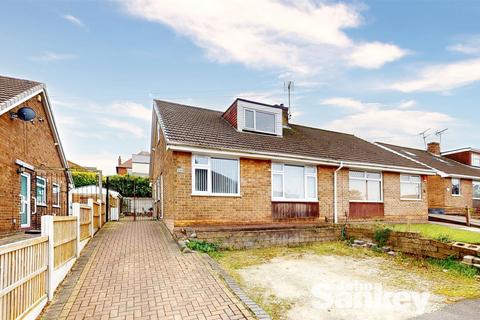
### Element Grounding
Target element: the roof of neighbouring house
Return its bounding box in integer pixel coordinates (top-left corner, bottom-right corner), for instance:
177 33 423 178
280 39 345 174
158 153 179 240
117 158 132 169
153 99 432 172
0 76 44 114
378 142 480 178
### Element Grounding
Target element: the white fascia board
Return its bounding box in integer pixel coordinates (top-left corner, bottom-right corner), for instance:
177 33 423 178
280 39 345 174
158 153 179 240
445 174 480 180
41 88 73 185
166 143 436 175
153 102 171 143
441 148 477 156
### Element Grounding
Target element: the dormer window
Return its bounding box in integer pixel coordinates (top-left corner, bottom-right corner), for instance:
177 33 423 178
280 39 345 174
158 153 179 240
472 153 480 167
244 108 276 134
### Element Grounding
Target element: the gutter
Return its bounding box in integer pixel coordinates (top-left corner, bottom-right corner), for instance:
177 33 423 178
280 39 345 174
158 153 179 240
334 161 344 224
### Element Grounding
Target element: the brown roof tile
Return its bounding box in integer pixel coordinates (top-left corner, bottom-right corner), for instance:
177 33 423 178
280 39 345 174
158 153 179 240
155 100 430 171
0 75 43 112
378 142 480 178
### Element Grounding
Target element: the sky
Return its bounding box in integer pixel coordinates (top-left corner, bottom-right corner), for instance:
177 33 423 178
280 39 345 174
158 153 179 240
1 0 480 175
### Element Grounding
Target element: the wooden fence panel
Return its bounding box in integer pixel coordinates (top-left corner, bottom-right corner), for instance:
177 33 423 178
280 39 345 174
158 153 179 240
79 205 92 241
53 217 77 269
93 202 100 230
0 237 48 320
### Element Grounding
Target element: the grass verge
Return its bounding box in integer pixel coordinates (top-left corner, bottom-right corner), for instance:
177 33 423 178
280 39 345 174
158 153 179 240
391 224 480 244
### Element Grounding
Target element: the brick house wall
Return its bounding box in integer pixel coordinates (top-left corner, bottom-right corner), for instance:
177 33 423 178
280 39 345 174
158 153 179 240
427 175 473 214
444 151 472 166
0 94 69 236
151 124 428 231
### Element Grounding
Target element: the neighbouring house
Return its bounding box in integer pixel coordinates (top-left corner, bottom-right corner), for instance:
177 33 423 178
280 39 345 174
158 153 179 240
0 75 72 237
149 98 434 232
116 151 150 176
378 142 480 215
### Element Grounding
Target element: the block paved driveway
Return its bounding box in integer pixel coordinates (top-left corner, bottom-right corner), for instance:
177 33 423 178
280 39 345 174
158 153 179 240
41 218 254 320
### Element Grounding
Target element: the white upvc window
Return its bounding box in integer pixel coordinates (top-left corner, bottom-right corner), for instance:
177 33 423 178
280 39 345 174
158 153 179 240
271 163 317 201
451 178 461 196
192 155 240 196
400 174 421 200
244 108 276 134
472 154 480 167
36 177 47 206
349 171 383 202
473 181 480 199
52 183 61 207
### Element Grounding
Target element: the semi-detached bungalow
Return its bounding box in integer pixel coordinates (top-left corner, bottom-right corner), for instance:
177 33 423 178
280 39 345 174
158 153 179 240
149 98 435 233
0 75 72 237
378 142 480 215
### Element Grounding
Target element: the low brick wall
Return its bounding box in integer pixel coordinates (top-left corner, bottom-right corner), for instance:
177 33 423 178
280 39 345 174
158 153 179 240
175 225 341 249
346 226 479 259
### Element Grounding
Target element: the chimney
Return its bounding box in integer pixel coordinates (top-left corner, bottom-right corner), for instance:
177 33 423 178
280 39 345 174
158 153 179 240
427 142 441 155
278 104 290 127
118 156 122 166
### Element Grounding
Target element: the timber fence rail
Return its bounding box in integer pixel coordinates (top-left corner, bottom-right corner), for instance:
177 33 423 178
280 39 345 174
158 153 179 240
0 197 108 320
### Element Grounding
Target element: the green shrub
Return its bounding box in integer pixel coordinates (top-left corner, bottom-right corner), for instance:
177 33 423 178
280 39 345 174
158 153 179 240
186 240 219 253
374 227 392 247
427 256 478 278
435 234 452 243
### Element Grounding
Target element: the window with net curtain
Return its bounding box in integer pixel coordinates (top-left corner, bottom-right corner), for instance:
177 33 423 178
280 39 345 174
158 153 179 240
193 155 239 194
271 163 317 200
349 171 382 202
474 181 480 199
400 174 421 199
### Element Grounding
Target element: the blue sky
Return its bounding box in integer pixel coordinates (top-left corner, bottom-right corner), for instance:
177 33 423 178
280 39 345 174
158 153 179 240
1 0 480 174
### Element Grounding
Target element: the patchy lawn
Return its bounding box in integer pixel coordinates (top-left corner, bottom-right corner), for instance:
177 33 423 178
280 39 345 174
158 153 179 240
391 224 480 244
213 242 480 320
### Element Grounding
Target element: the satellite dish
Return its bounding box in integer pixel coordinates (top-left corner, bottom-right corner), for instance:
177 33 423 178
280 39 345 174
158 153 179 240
10 107 36 121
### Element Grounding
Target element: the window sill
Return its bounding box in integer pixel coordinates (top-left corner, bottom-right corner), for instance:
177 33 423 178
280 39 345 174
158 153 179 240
53 205 61 208
473 198 480 200
400 198 422 201
452 194 462 197
191 193 241 197
271 199 318 203
37 204 47 207
349 200 384 203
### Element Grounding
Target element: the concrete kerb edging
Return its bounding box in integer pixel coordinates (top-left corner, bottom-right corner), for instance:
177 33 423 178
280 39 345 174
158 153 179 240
202 254 272 320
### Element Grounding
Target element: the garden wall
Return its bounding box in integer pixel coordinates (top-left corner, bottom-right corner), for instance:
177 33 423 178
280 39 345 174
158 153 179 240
176 225 341 249
346 226 480 259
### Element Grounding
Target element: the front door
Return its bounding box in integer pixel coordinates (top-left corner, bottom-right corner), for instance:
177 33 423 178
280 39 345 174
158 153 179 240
20 172 31 228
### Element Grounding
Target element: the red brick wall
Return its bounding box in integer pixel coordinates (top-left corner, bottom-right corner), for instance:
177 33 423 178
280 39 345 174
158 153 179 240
444 151 471 165
0 94 69 236
222 103 237 128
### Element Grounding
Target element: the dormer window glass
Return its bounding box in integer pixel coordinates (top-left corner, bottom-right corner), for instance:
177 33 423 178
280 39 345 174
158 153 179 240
244 108 275 134
472 153 480 167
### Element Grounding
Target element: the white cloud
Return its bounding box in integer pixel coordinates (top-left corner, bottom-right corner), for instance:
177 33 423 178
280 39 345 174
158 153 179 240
121 0 406 75
398 99 416 109
321 97 454 145
109 101 152 121
448 35 480 55
389 58 480 92
63 14 86 28
103 119 145 138
30 52 76 62
348 42 407 69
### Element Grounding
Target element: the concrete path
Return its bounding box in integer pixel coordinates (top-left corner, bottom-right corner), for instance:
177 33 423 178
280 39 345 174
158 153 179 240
429 213 480 228
40 218 253 320
413 299 480 319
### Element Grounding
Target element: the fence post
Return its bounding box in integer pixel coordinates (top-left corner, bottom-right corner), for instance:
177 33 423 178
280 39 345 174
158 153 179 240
466 206 471 227
41 215 55 301
72 203 81 258
88 198 94 238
